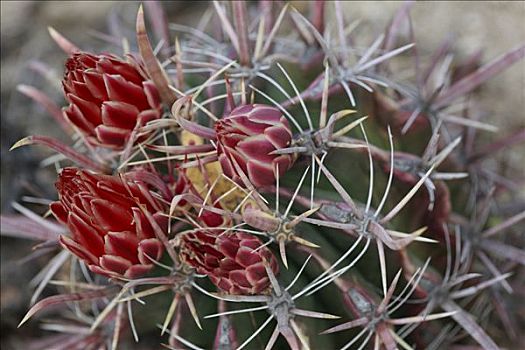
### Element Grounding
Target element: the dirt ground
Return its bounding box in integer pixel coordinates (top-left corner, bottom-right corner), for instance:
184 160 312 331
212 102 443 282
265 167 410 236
1 1 524 349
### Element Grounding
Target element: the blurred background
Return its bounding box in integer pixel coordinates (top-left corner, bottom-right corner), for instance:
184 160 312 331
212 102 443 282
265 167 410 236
1 1 524 349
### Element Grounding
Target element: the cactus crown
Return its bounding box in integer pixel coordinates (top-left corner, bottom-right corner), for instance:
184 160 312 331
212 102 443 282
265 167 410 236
3 1 524 350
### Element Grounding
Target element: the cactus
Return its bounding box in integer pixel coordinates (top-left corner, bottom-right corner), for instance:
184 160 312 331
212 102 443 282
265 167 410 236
2 1 524 349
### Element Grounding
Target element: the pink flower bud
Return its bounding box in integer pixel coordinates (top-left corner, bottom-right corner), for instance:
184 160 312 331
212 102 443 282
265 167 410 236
50 167 168 279
62 52 162 149
215 104 295 187
180 230 279 295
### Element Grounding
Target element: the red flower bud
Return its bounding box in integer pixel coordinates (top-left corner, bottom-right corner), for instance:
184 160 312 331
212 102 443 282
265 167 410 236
215 104 295 187
50 167 168 279
179 230 279 295
62 52 162 149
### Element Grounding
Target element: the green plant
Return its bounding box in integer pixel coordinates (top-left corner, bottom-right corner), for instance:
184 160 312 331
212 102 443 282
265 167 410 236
2 2 524 349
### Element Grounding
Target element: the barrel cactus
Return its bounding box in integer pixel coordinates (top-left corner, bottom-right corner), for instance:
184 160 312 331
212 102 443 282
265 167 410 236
3 2 524 349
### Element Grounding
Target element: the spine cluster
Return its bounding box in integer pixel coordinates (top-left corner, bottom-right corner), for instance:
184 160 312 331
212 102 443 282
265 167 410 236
3 2 524 350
